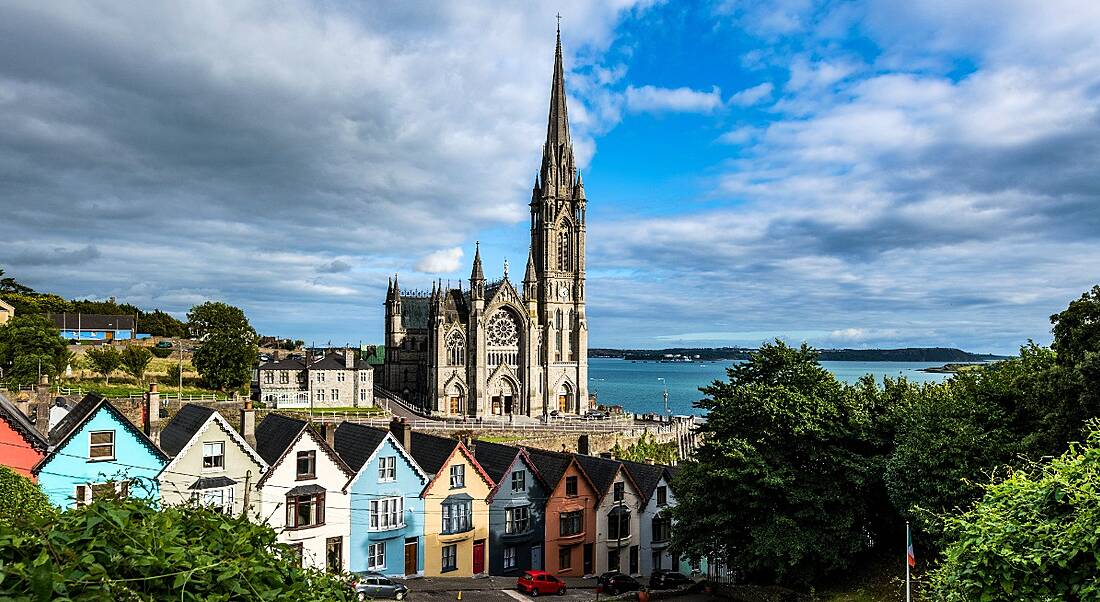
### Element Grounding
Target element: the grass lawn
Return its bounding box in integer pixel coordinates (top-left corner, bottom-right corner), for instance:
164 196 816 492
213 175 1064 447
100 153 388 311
287 406 387 416
478 435 529 443
58 379 236 399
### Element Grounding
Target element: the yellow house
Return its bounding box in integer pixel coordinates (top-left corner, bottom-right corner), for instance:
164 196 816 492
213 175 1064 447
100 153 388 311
393 421 493 576
0 299 13 325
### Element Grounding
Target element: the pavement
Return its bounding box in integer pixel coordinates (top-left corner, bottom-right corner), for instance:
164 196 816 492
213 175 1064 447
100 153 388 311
396 575 721 601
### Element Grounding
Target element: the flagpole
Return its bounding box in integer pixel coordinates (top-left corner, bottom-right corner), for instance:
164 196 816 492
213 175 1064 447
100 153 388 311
905 521 911 602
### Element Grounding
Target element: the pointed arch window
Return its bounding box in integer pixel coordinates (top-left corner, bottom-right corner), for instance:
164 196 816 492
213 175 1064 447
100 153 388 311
446 330 465 366
557 227 572 272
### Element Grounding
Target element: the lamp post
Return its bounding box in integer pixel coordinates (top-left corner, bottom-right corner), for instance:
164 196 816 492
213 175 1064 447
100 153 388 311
657 377 670 418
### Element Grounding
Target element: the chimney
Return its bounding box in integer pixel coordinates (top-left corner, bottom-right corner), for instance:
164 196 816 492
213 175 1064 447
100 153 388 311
143 383 161 444
344 348 355 369
464 435 476 458
272 349 280 361
35 375 50 405
239 399 257 449
390 417 411 452
35 402 50 437
15 398 30 421
577 434 590 456
599 451 614 459
323 423 336 449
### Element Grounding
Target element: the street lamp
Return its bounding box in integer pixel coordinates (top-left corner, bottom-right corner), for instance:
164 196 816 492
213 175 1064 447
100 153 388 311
657 377 670 418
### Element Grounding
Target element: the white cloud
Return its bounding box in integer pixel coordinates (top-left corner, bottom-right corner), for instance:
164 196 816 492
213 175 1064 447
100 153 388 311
729 82 774 106
416 247 464 273
624 84 724 113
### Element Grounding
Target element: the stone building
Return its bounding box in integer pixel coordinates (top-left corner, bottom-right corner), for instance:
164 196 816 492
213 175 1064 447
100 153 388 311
257 350 373 409
382 29 590 419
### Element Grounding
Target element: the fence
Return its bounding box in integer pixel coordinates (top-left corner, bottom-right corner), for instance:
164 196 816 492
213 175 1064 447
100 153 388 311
289 411 640 433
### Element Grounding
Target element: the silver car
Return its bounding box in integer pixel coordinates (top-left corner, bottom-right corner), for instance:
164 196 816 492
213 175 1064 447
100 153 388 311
353 572 409 600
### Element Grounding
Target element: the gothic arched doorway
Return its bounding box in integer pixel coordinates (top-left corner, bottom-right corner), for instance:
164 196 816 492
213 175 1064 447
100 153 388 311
485 307 525 416
489 376 519 416
556 381 575 414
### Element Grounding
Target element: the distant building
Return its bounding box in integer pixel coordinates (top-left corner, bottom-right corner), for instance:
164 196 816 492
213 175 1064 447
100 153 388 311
47 313 146 341
0 391 48 480
0 298 13 325
257 350 374 409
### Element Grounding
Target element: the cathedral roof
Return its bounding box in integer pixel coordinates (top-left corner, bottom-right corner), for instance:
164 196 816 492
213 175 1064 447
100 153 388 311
401 296 431 329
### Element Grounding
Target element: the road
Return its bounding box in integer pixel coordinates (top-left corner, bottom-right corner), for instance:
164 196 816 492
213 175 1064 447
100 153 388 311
398 575 720 601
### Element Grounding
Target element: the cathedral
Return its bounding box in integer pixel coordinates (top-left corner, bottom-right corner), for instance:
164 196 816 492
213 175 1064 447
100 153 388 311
381 28 589 419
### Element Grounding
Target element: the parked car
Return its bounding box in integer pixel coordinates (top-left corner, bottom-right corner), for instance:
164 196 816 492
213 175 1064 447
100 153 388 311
597 572 640 595
351 572 409 600
585 410 607 419
155 341 174 349
648 570 693 589
517 570 566 596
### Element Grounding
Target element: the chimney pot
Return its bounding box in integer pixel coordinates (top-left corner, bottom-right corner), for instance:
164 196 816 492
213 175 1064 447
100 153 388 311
239 405 256 448
144 384 161 444
323 423 336 449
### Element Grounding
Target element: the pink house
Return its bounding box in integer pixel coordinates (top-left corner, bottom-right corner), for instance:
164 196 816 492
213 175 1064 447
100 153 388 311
0 393 48 480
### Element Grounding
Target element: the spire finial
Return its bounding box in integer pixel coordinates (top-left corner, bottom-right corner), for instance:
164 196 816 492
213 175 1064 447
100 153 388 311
503 257 510 279
556 12 562 34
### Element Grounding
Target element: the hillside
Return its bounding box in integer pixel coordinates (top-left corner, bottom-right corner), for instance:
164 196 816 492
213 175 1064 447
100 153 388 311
590 346 1007 362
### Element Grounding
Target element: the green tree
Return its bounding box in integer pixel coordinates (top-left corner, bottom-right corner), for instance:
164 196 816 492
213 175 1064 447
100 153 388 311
139 309 186 338
0 268 34 294
121 345 153 383
189 302 257 392
0 292 73 316
0 466 56 529
0 496 353 601
611 432 679 465
670 340 891 585
1051 284 1100 368
0 315 67 386
930 422 1100 601
84 346 122 384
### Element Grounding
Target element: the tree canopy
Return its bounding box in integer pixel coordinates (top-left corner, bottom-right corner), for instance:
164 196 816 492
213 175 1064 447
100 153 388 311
121 346 153 383
84 346 122 384
189 302 257 392
0 315 68 386
0 495 353 601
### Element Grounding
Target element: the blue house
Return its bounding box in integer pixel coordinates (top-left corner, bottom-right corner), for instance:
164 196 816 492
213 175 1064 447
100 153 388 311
48 313 149 341
33 394 167 508
472 439 548 576
334 421 429 577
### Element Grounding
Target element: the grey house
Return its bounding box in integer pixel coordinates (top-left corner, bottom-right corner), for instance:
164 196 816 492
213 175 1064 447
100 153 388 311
472 440 548 576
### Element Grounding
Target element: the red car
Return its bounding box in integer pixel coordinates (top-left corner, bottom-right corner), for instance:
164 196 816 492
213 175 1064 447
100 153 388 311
517 570 567 596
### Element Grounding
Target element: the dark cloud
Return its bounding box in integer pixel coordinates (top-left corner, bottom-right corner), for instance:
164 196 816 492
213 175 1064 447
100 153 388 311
11 245 101 267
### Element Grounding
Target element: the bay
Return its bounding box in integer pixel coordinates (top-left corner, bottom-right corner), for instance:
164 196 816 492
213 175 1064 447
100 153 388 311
588 356 954 416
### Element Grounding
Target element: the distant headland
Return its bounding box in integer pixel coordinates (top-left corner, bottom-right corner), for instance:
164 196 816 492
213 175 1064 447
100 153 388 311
589 346 1010 362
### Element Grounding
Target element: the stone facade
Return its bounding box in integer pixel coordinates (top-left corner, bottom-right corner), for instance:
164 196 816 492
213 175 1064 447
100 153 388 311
257 350 374 409
382 31 589 419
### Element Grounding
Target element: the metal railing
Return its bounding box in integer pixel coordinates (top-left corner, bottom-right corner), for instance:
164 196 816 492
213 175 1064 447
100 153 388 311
298 412 640 433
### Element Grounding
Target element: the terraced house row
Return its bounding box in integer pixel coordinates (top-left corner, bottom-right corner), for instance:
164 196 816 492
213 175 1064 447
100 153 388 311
0 388 693 579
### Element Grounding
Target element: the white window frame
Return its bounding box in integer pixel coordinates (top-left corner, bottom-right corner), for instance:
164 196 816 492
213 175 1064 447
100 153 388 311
504 546 516 569
367 542 386 570
317 372 326 382
369 496 404 531
449 464 465 488
202 441 225 472
316 389 325 402
378 456 396 482
337 371 346 382
511 470 525 492
263 371 274 384
192 486 234 514
88 430 115 460
360 389 368 402
331 388 339 401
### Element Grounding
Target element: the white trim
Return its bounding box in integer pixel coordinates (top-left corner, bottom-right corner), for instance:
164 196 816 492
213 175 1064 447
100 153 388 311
157 412 268 481
342 431 430 493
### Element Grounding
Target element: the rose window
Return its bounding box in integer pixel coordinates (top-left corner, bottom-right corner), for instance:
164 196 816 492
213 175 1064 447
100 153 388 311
487 311 519 346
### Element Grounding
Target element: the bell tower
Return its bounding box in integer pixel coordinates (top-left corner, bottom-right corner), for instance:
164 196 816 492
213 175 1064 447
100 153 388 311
529 24 588 416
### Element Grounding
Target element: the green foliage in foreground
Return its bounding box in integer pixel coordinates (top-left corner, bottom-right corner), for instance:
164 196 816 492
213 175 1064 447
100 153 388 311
0 496 353 602
930 423 1100 601
0 467 56 527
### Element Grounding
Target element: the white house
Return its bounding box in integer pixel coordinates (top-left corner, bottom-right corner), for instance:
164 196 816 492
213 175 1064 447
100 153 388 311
576 454 645 576
255 413 354 572
621 460 676 576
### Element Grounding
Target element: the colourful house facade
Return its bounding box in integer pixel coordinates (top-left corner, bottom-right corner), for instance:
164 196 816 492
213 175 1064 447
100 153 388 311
335 422 429 577
0 393 47 480
527 447 600 577
34 395 167 508
474 440 548 576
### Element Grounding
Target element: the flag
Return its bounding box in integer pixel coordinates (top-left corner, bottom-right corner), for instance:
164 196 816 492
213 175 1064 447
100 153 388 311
906 523 916 568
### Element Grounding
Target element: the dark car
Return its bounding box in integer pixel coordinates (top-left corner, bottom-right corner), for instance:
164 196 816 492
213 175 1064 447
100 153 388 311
351 572 409 600
596 572 640 595
517 570 566 596
648 570 693 589
584 410 607 419
155 341 174 349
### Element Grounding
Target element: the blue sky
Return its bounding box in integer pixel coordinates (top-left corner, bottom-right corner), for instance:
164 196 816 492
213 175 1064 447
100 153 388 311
1 1 1098 354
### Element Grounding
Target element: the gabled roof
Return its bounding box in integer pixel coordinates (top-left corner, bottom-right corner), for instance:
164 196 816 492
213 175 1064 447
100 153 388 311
159 404 217 457
34 394 168 474
400 296 431 329
404 431 494 495
158 404 267 478
0 391 46 451
473 439 547 501
619 459 671 503
524 447 597 496
574 454 642 502
258 357 306 371
333 423 388 472
254 413 354 487
48 313 135 331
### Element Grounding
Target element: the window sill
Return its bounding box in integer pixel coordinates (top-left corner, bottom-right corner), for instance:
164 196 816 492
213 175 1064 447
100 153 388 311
296 475 316 481
368 524 407 533
87 457 116 463
285 522 326 531
441 566 458 574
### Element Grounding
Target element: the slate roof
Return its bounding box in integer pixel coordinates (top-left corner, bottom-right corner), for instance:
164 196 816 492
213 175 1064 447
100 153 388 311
254 413 308 465
287 483 326 496
620 459 669 503
48 393 107 446
574 454 623 498
401 296 431 329
0 391 46 451
48 313 135 331
471 439 523 483
258 352 371 372
333 423 388 472
257 357 306 371
159 404 217 457
524 447 574 489
189 476 236 490
406 430 460 475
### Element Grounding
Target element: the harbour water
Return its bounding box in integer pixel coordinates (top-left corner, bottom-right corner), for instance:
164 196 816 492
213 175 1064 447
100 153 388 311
588 357 955 416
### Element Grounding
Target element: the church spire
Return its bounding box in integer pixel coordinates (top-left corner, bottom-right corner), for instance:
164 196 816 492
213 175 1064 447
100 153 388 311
470 241 484 282
540 24 575 197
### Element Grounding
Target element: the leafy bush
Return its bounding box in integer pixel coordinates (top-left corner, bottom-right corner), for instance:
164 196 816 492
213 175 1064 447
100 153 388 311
0 495 354 601
84 346 122 384
0 467 56 529
929 423 1100 601
151 346 173 359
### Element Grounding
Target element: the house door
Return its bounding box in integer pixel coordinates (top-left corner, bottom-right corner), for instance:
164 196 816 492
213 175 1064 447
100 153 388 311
583 543 593 575
472 539 486 574
531 544 542 571
325 537 343 573
404 538 418 575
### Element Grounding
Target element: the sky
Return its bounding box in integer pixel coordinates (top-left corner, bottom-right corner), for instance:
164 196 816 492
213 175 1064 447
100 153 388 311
1 1 1098 355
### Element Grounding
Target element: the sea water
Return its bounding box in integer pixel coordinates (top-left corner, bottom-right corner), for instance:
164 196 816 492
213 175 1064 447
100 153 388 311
588 357 954 416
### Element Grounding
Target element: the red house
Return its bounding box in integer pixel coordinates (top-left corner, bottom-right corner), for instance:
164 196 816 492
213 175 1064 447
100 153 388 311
0 393 48 480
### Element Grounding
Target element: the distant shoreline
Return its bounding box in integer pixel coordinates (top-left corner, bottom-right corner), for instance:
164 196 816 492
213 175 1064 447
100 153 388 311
590 346 1010 363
